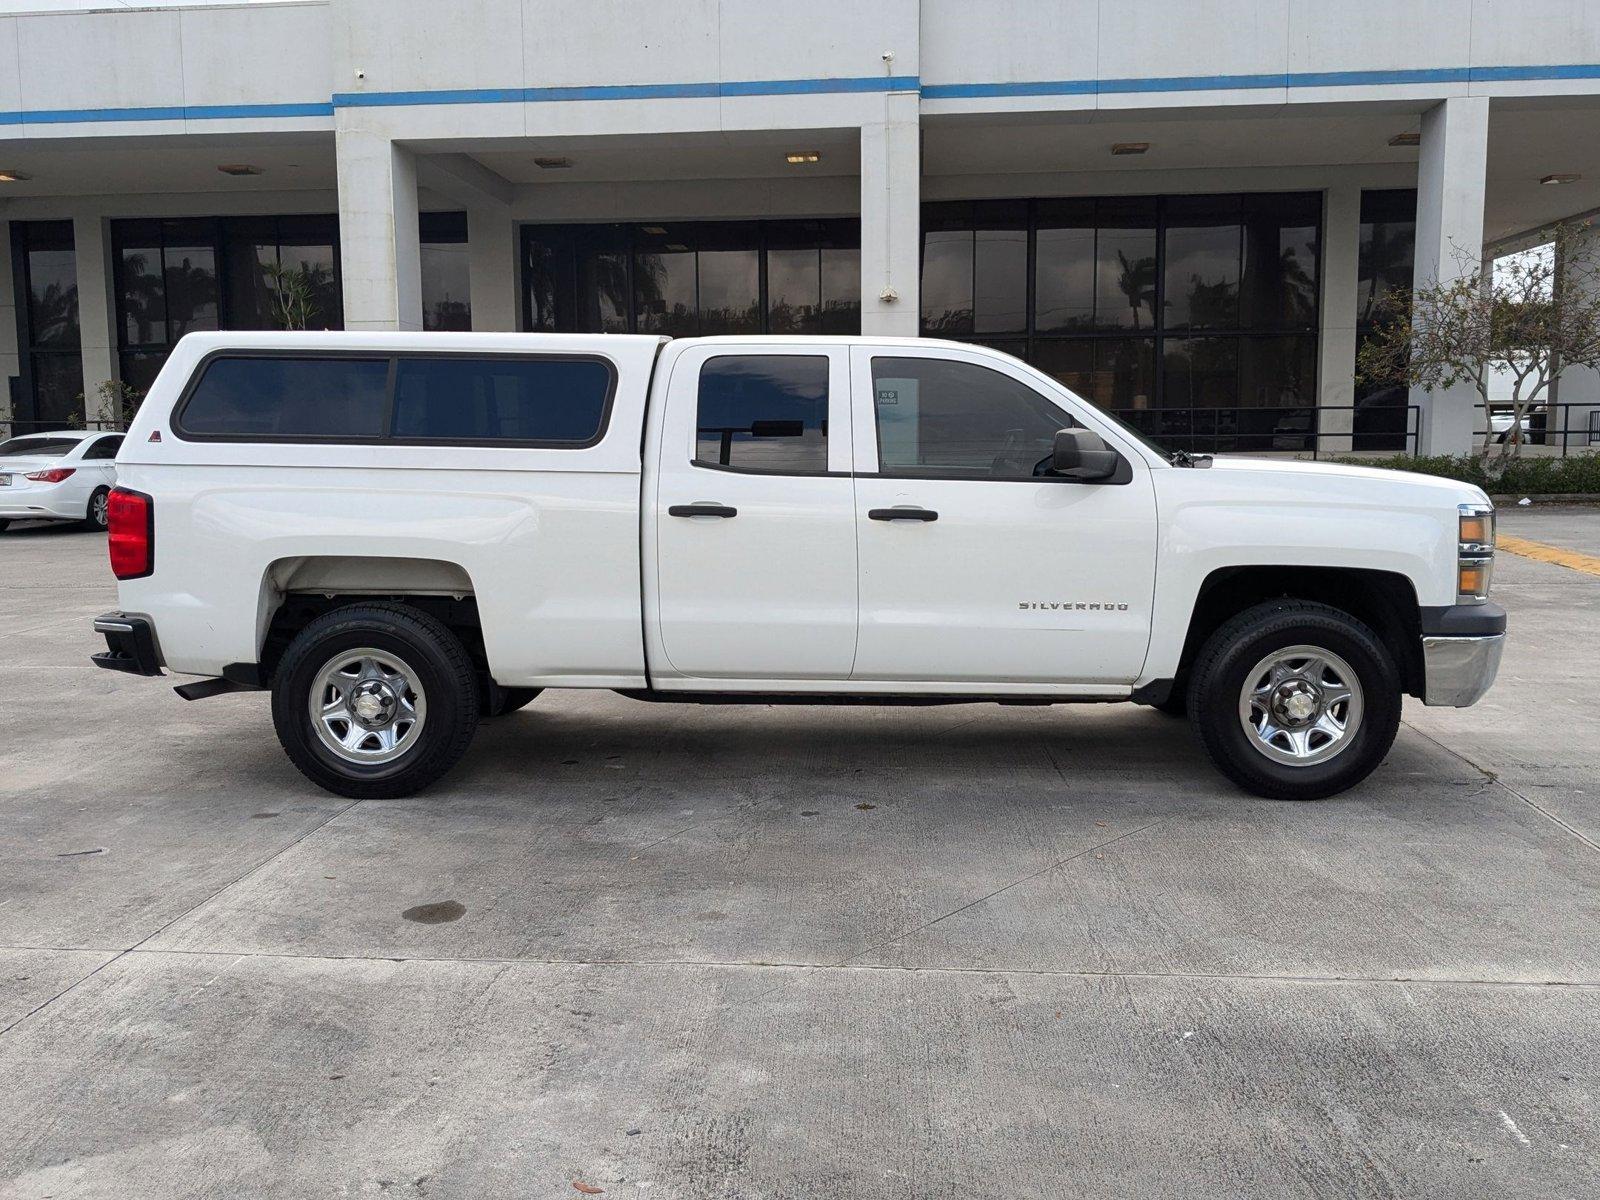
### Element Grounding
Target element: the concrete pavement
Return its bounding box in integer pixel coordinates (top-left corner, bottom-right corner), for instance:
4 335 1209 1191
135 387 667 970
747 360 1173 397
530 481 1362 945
0 510 1596 1198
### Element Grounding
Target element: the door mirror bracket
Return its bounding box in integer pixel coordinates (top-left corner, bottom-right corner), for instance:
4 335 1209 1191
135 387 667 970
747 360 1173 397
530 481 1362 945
1050 427 1119 482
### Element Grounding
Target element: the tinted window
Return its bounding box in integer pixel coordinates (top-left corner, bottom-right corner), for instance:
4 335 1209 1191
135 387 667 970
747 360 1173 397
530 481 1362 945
0 437 82 458
392 356 612 443
695 356 829 473
83 435 124 460
179 356 389 439
872 357 1068 479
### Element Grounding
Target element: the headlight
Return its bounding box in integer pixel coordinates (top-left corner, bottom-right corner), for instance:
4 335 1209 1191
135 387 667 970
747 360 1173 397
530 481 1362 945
1457 503 1495 604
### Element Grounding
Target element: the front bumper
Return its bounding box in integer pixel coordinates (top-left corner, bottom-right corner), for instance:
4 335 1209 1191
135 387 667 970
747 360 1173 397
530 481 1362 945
1419 599 1505 706
90 612 165 677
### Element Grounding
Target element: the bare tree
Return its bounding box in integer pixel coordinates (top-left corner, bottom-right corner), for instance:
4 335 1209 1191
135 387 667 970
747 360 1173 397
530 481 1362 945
1357 220 1600 475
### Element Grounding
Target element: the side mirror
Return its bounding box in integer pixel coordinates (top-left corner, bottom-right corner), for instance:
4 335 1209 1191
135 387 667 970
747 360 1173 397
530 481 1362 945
1051 427 1119 481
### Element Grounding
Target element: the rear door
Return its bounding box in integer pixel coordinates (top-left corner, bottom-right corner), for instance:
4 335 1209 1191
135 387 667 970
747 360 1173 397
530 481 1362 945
848 345 1158 687
650 344 857 681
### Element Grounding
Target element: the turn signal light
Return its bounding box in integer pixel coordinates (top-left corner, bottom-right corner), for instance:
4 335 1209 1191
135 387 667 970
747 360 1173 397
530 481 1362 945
107 487 154 580
23 467 75 483
1458 511 1493 549
1457 558 1492 602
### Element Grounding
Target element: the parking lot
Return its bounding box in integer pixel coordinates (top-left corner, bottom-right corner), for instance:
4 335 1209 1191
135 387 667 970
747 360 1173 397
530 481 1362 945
1 508 1597 1198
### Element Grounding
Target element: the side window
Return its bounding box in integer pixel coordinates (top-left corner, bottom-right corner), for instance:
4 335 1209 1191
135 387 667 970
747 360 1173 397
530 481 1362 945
83 435 123 460
871 357 1070 479
694 355 829 473
392 356 612 444
178 356 390 439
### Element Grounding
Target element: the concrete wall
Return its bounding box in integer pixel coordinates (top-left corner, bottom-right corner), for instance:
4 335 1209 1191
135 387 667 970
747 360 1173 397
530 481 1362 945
7 0 1600 453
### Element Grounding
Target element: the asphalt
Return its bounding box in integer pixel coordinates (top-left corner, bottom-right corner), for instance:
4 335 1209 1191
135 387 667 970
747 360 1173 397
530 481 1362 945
0 508 1597 1198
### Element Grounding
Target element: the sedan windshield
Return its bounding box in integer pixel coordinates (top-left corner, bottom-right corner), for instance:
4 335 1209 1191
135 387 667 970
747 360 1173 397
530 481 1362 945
0 437 81 458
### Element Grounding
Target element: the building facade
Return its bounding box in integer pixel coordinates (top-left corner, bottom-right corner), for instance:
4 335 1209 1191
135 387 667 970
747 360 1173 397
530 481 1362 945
4 0 1600 456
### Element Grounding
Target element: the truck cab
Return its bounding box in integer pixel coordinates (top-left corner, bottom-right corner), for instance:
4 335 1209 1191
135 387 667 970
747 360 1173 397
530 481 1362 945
92 331 1505 801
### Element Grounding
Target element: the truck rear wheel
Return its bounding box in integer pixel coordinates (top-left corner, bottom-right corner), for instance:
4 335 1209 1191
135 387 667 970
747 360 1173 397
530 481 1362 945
270 603 480 799
1186 600 1401 800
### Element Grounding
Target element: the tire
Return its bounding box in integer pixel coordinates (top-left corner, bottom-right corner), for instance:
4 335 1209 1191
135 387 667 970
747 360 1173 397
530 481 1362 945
0 519 10 533
270 602 480 799
482 685 543 718
82 486 111 532
1186 600 1401 801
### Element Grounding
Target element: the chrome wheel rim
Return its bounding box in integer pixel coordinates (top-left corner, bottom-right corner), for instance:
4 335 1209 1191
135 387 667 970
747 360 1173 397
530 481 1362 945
91 492 109 527
1237 644 1363 767
309 647 427 766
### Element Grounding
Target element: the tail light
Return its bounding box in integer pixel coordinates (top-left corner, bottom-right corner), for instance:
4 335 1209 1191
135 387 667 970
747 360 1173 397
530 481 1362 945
24 467 75 483
107 488 155 580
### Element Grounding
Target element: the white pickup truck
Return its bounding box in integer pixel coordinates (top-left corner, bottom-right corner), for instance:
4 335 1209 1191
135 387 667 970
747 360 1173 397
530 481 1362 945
92 332 1505 801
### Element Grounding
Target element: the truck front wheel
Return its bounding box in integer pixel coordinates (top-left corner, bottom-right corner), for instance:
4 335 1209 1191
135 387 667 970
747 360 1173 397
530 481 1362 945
1186 600 1401 800
270 603 480 799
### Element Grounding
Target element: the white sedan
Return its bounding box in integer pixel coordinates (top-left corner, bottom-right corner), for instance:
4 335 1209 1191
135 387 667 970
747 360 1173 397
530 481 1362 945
0 430 125 532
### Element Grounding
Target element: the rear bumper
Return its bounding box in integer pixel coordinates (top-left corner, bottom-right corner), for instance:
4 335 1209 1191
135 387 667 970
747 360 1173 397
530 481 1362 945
0 493 82 521
90 612 165 677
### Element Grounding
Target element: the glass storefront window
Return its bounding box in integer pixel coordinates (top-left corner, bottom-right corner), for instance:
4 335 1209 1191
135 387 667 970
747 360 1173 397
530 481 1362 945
521 219 861 337
818 247 861 333
920 204 975 336
1093 197 1159 331
973 201 1028 335
767 247 821 333
918 193 1321 442
111 214 344 393
420 212 471 332
1241 193 1319 330
11 221 84 428
1353 189 1418 451
1163 195 1243 331
1034 199 1095 333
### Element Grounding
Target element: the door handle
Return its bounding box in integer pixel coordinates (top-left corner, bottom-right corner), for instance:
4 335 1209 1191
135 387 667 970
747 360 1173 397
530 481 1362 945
868 506 938 522
669 503 738 519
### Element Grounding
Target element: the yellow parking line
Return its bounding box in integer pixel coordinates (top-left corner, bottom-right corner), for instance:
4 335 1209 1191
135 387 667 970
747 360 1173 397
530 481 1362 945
1497 534 1600 578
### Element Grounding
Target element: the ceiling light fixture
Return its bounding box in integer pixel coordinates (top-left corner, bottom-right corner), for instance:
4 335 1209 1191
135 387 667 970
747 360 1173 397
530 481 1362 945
1541 172 1581 185
785 151 821 165
1110 142 1150 156
1388 132 1421 147
216 163 263 176
641 226 668 235
533 156 573 169
0 170 31 183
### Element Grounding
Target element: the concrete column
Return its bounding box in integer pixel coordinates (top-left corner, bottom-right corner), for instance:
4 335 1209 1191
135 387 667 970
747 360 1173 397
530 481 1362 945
1411 96 1490 457
72 214 119 425
1317 184 1361 456
859 91 920 337
1555 219 1600 453
0 221 19 424
336 130 422 331
466 203 518 332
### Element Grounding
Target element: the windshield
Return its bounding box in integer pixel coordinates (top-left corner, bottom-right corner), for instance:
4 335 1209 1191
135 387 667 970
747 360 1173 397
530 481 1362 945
0 437 80 458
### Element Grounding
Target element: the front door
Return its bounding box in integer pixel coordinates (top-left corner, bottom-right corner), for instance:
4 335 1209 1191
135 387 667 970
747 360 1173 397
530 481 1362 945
651 344 857 681
849 346 1158 687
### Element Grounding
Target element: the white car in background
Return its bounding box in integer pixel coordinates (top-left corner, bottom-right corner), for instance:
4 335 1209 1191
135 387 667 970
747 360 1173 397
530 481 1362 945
0 430 124 533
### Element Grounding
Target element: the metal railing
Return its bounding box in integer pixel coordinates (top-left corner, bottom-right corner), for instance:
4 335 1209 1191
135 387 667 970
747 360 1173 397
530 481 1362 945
1474 401 1600 458
1105 404 1420 459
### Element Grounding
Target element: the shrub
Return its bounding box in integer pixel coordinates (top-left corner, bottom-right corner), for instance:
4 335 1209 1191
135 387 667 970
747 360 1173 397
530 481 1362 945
1337 453 1600 495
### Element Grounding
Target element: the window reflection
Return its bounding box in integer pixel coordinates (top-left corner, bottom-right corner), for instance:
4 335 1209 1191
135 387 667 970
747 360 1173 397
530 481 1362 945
920 193 1322 442
520 219 861 337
